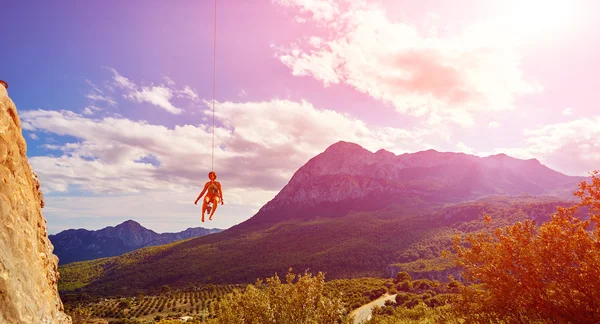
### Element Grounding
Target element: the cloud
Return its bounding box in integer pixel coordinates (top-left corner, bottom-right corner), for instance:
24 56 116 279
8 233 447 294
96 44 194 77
563 107 573 115
82 106 102 116
86 80 117 106
467 117 600 176
179 86 199 101
277 0 340 22
86 93 117 106
164 76 176 86
519 117 600 176
106 68 196 114
109 68 136 91
455 142 474 154
21 99 430 196
488 121 500 128
128 86 182 114
274 0 541 126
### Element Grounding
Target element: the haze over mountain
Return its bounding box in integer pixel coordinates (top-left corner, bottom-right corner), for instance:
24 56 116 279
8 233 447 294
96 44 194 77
50 220 222 264
58 141 585 295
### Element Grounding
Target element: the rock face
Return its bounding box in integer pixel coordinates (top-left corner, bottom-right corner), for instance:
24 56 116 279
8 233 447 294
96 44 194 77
0 86 71 323
50 219 222 264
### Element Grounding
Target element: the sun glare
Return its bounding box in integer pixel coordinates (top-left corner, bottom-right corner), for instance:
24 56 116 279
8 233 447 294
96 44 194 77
497 0 576 43
514 0 571 32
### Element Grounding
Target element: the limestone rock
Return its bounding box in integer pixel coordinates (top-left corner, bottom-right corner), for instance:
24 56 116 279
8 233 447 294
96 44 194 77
0 85 71 323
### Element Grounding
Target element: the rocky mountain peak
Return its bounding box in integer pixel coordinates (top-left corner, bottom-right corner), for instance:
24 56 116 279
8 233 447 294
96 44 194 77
116 219 144 230
323 140 369 154
247 142 583 225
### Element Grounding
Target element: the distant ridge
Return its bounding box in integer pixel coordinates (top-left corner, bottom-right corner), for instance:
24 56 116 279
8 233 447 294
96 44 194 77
50 220 222 264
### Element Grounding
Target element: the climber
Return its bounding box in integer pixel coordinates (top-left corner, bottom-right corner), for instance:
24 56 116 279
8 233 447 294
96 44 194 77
0 80 8 89
194 171 224 222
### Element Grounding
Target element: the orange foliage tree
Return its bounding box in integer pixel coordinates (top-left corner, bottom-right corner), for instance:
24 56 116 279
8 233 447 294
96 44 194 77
452 171 600 323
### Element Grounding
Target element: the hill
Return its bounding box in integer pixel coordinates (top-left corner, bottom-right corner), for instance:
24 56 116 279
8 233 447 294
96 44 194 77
58 141 584 296
50 220 222 264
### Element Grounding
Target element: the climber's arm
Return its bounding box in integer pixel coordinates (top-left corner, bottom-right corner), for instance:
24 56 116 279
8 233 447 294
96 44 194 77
218 182 224 205
194 182 209 204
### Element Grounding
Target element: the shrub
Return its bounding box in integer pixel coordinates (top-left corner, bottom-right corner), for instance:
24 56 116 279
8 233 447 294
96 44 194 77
394 271 412 284
208 269 353 324
453 171 600 323
396 280 412 292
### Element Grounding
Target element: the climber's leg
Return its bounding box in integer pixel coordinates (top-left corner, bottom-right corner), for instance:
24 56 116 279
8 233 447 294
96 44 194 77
209 197 220 220
201 197 208 222
205 195 213 214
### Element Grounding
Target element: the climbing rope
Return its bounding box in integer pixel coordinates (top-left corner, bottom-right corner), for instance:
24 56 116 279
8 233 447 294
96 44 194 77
211 0 217 172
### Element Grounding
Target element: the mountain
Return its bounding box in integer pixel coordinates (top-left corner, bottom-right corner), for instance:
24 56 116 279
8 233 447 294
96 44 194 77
50 220 222 264
244 141 582 225
58 141 586 296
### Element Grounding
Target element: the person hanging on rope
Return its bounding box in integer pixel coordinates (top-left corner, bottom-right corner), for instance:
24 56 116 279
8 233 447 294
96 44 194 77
194 171 224 222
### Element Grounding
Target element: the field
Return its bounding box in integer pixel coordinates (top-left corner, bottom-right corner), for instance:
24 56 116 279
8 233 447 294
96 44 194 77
64 285 239 323
64 275 460 323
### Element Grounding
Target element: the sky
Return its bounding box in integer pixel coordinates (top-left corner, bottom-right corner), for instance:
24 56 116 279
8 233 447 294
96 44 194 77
2 0 599 234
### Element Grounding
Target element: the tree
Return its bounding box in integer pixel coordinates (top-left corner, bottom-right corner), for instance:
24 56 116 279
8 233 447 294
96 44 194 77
208 269 353 324
452 171 600 323
394 271 412 284
396 280 412 292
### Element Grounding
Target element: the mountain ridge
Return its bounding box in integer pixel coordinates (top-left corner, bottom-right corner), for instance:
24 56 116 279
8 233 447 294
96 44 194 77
50 220 222 264
241 140 583 226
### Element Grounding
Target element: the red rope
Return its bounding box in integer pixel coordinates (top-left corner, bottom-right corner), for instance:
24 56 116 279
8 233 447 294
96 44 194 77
211 0 217 172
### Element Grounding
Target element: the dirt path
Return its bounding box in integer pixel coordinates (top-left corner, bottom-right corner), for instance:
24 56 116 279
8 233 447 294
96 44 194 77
350 293 397 324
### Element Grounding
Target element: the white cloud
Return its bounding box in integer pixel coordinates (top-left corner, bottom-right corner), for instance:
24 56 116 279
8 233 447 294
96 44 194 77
164 76 176 86
179 86 199 101
274 0 541 126
82 106 102 116
109 68 136 91
563 107 573 115
86 93 117 106
519 117 600 176
468 117 600 176
294 16 307 23
488 121 500 128
86 79 117 106
277 0 340 22
455 142 474 154
106 68 193 114
128 86 182 114
22 99 430 196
